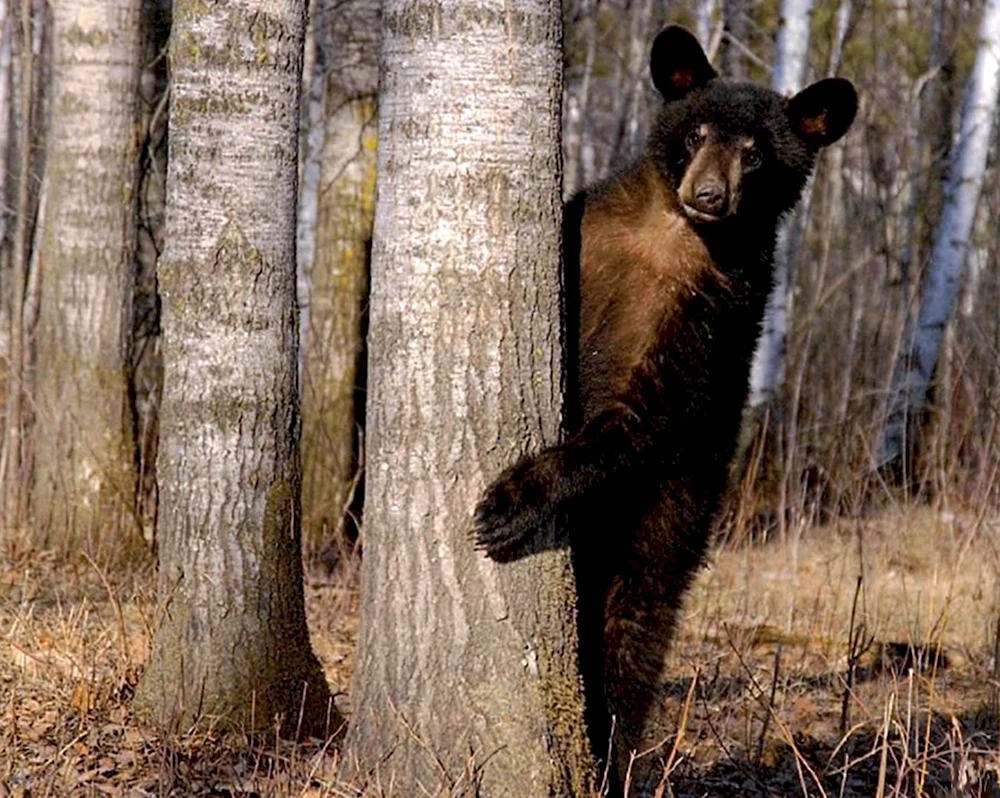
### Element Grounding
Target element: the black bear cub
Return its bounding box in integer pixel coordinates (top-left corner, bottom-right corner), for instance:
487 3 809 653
474 25 857 795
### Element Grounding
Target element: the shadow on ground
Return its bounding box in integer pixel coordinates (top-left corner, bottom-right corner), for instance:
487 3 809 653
661 703 999 798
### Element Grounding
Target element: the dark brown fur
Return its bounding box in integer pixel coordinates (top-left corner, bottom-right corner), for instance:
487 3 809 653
570 159 776 788
474 26 856 795
578 163 716 414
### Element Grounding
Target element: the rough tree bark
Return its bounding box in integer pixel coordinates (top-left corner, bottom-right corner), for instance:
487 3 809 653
133 0 336 735
29 0 142 545
341 0 596 794
300 0 379 560
877 0 1000 473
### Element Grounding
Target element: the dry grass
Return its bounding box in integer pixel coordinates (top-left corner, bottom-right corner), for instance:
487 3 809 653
660 506 1000 797
2 508 999 796
0 546 357 797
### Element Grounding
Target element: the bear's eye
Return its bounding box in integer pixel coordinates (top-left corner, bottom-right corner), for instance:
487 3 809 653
743 147 763 171
685 129 705 152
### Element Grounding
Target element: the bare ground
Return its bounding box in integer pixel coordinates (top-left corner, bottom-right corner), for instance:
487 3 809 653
2 507 999 796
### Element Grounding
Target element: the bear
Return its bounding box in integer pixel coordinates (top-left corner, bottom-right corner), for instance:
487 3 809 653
473 24 857 795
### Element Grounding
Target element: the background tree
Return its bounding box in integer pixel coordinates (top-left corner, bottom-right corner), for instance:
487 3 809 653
733 0 814 539
129 0 172 542
299 0 379 564
746 0 814 417
696 0 718 49
133 0 335 734
28 0 142 547
0 0 44 529
341 0 596 793
720 0 749 79
877 0 1000 477
564 0 598 196
607 0 658 161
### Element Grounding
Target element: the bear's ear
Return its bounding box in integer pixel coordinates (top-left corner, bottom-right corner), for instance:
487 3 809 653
786 78 858 148
649 25 716 102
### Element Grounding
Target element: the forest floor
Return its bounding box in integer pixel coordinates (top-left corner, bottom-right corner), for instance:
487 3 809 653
1 506 999 797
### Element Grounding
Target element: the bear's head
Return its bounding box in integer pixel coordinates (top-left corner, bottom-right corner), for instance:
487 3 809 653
647 25 857 226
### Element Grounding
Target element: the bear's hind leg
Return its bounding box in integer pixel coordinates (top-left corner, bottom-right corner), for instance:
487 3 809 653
603 577 683 796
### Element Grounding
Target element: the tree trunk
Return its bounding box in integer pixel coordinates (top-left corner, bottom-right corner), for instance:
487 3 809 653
29 0 142 547
877 0 1000 473
826 0 851 76
720 0 749 80
0 0 12 253
609 0 655 162
300 0 379 561
133 0 335 736
342 0 596 794
696 0 718 51
295 0 324 379
731 0 813 528
0 0 33 528
747 0 813 408
564 0 597 197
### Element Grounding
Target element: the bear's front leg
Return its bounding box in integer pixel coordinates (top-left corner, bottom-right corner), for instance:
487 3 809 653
473 448 566 561
475 403 656 561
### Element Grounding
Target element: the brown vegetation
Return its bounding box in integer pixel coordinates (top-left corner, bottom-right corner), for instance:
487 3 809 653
3 506 999 796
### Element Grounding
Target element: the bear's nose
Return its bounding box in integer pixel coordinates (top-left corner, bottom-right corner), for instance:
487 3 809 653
693 182 726 215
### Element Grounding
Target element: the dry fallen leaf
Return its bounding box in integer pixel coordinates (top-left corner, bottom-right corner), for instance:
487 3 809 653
71 680 93 711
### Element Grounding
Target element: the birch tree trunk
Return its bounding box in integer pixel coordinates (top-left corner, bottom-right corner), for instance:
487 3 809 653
826 0 851 76
696 0 718 51
728 0 814 520
295 3 324 383
827 0 853 430
29 0 142 546
0 2 9 407
0 0 12 254
720 0 749 80
301 0 379 560
877 0 1000 473
133 0 335 735
342 0 596 793
746 0 813 411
